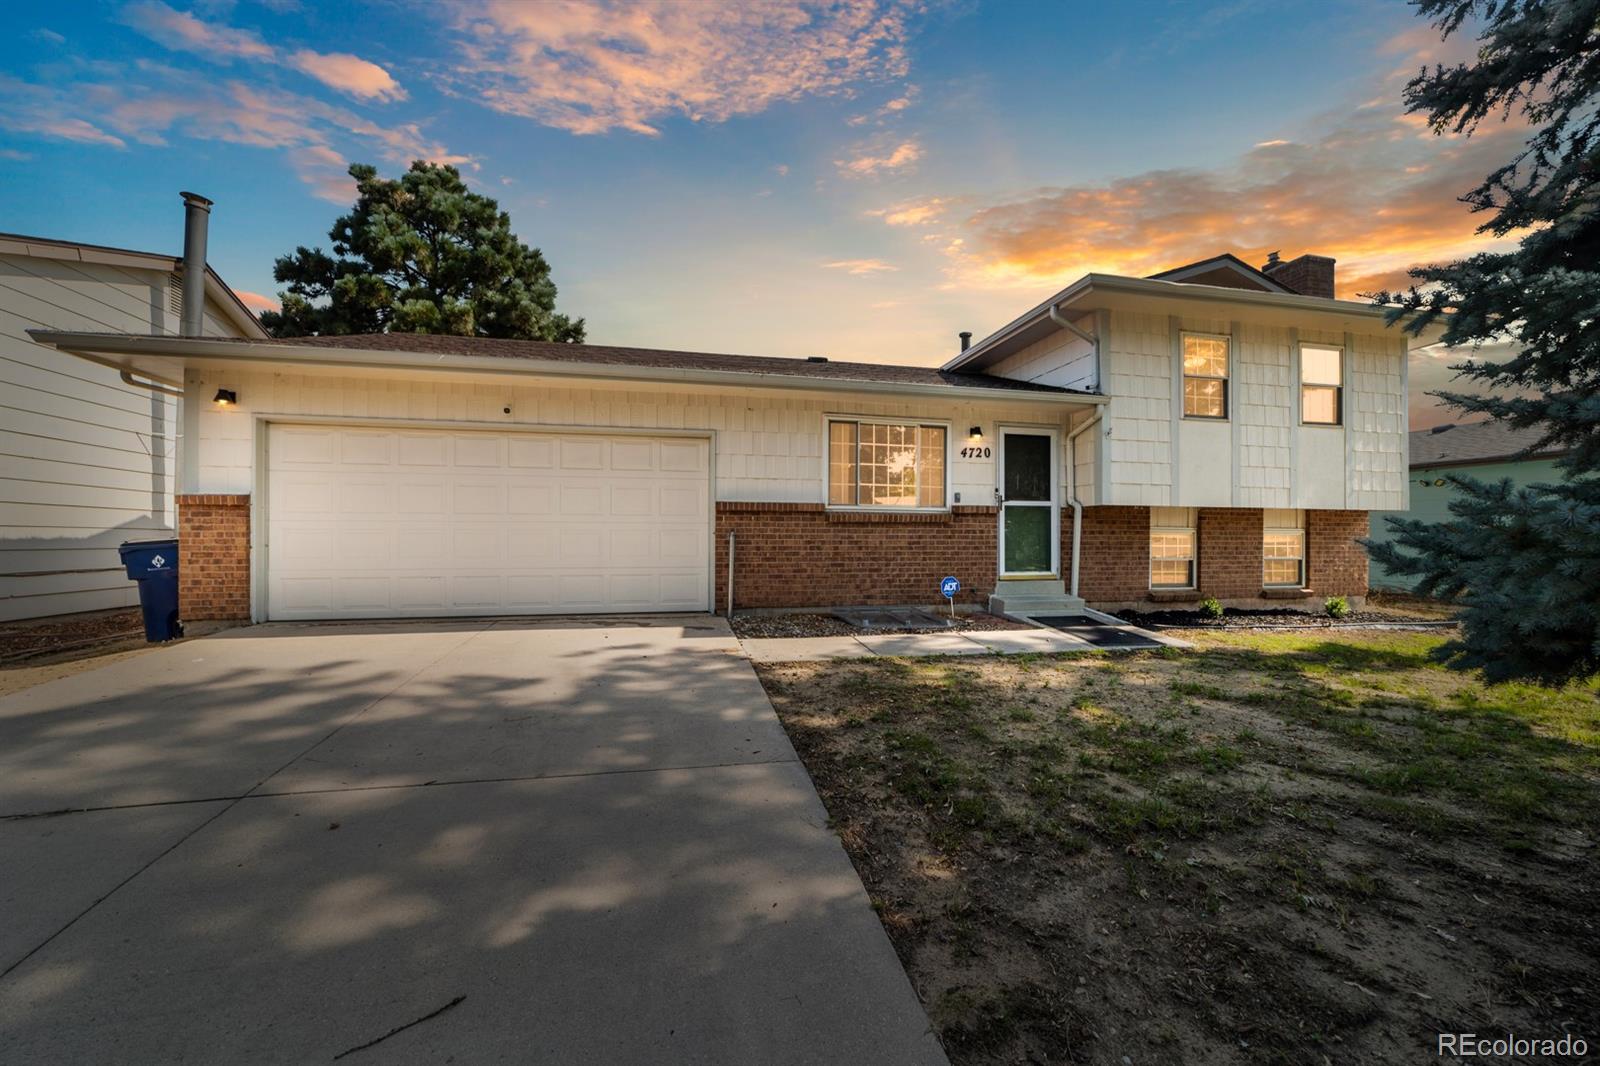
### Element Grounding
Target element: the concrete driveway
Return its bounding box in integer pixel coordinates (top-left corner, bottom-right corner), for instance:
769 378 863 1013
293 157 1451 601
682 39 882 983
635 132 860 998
0 618 946 1065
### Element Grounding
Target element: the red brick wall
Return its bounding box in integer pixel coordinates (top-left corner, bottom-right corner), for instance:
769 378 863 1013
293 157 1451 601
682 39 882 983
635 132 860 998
1197 508 1265 599
715 502 998 609
1307 509 1369 598
177 494 251 620
1073 504 1368 608
1073 506 1151 602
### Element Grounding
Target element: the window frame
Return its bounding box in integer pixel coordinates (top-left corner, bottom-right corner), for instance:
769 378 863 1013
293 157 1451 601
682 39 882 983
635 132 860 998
823 415 952 512
1149 506 1198 591
1262 509 1307 588
1299 343 1345 426
1180 331 1231 421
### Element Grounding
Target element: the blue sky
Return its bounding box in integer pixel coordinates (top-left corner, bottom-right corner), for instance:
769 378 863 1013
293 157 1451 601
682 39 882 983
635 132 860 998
0 0 1513 416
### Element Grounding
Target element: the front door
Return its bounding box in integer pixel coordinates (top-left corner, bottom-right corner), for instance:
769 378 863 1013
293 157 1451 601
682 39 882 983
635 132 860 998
999 431 1058 576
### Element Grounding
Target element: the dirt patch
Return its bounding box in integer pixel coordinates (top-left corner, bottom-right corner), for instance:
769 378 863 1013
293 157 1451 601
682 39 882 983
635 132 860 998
758 633 1599 1065
731 611 1030 640
0 608 147 665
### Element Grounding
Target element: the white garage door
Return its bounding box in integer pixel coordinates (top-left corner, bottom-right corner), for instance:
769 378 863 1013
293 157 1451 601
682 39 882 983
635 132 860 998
266 425 711 620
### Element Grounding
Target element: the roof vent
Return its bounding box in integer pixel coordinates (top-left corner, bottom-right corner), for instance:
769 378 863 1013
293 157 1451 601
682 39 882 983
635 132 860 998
1430 423 1456 434
807 355 828 363
959 331 972 352
1263 250 1281 269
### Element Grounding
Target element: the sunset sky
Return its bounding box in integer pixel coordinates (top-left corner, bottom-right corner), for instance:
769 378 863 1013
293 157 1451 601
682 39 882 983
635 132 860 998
0 0 1521 426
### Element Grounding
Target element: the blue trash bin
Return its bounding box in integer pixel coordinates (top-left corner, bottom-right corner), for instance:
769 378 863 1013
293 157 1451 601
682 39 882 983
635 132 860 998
119 539 184 643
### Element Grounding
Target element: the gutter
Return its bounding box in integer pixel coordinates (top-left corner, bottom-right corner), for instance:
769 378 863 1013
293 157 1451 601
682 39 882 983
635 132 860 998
1048 303 1101 393
29 331 1111 407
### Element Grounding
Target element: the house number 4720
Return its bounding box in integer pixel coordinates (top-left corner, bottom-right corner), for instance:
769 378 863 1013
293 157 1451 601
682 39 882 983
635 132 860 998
960 446 991 459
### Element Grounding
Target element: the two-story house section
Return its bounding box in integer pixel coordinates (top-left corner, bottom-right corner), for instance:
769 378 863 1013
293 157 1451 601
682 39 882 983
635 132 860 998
32 249 1437 624
949 252 1423 612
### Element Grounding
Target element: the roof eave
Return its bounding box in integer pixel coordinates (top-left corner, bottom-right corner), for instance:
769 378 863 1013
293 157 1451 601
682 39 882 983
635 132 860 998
28 331 1107 406
943 273 1446 372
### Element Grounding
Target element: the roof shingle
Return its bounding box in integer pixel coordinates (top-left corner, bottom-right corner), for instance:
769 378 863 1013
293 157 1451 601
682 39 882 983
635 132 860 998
1411 420 1565 467
258 332 1082 394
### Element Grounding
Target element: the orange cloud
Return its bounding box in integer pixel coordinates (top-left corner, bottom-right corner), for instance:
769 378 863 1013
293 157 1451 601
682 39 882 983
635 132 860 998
286 50 406 103
120 1 275 61
447 0 916 135
234 289 281 313
823 258 897 274
835 138 923 178
868 195 956 226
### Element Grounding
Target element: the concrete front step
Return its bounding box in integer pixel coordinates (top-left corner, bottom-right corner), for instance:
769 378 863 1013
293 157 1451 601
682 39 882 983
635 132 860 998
989 578 1087 618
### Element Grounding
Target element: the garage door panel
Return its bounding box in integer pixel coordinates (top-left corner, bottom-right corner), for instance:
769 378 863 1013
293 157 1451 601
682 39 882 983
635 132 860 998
339 432 393 465
396 434 449 467
268 426 709 620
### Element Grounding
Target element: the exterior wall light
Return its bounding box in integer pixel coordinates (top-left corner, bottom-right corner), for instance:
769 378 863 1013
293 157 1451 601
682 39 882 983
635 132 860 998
213 389 237 406
968 426 983 442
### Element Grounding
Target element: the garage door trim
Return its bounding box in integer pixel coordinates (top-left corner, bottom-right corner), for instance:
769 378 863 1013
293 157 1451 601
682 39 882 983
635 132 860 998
251 417 716 622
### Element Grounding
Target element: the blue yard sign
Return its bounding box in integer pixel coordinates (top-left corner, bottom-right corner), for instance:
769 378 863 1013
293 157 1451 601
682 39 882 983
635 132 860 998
940 575 960 618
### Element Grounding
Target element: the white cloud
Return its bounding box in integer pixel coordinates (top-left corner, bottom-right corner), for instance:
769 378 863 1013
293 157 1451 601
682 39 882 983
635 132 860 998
446 0 917 135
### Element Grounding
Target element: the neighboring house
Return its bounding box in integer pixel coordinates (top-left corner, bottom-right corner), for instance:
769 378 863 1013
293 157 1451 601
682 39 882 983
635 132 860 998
31 250 1440 623
0 204 266 621
1368 420 1568 590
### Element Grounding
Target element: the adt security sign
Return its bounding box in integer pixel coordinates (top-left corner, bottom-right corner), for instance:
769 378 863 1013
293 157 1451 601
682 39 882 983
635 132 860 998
939 575 960 618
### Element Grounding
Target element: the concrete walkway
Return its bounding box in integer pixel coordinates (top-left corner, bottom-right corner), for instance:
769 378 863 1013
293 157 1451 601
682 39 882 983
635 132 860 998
0 617 945 1065
740 620 1182 663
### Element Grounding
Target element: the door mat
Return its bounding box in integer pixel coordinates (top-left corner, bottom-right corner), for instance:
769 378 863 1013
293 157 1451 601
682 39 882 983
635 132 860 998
1029 616 1165 648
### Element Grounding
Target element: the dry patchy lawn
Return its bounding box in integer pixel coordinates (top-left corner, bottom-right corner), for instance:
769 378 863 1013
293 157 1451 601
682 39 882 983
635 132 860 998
757 632 1599 1065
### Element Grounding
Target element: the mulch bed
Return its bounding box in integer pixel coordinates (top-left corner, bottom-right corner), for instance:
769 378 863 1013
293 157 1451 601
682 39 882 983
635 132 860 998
0 607 148 665
730 611 1030 640
1116 606 1458 630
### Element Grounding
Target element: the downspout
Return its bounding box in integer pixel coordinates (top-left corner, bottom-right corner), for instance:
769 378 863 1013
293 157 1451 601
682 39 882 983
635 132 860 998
120 370 183 398
1066 413 1102 599
726 531 735 618
1048 303 1101 393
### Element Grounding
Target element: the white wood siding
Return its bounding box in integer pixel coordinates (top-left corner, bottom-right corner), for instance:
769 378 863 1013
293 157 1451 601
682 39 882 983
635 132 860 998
1058 309 1407 511
988 316 1098 391
189 368 1081 511
0 252 250 620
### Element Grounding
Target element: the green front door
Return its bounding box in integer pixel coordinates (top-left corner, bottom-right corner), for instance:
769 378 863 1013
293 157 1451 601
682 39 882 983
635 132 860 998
1001 432 1055 574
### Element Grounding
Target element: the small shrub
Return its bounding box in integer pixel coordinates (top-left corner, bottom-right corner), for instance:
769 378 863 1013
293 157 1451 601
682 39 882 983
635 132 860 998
1324 595 1351 619
1200 596 1224 619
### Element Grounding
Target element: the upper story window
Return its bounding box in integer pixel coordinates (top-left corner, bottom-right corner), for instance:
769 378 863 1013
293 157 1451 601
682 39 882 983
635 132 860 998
827 419 947 509
1301 344 1343 425
1182 333 1230 419
1149 506 1197 589
1262 508 1306 587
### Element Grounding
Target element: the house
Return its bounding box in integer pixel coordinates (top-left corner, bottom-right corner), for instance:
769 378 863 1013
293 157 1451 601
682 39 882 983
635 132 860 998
1 194 266 621
1368 420 1568 590
30 246 1440 623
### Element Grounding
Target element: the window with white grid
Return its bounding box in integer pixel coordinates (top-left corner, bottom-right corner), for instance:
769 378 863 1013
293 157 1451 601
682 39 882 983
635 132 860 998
1263 508 1306 587
826 419 947 509
1150 506 1197 589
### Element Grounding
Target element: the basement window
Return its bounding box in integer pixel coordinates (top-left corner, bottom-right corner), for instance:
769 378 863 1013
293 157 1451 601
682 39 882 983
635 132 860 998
1150 506 1197 589
1263 508 1306 587
827 419 947 509
1301 344 1344 425
1182 333 1230 419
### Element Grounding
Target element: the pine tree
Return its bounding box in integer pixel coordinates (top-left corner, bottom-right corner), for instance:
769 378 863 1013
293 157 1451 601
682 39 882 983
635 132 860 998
259 162 585 342
1368 0 1600 683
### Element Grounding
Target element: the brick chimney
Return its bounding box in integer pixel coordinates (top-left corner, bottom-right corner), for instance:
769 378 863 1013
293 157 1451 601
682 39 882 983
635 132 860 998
1261 252 1336 299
